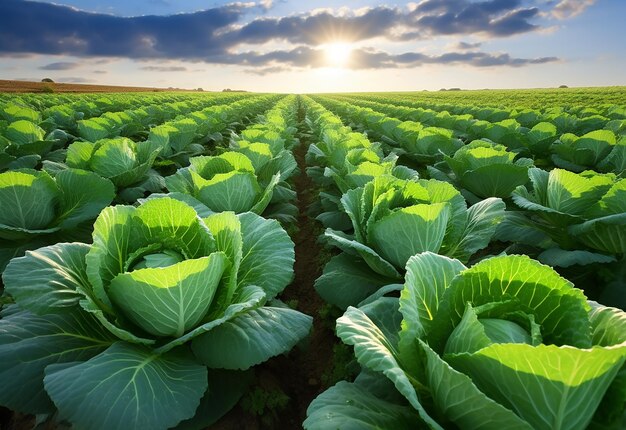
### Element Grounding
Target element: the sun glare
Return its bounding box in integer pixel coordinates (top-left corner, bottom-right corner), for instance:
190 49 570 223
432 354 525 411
324 42 353 68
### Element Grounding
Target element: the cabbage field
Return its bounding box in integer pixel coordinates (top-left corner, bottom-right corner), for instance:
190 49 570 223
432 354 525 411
0 87 625 430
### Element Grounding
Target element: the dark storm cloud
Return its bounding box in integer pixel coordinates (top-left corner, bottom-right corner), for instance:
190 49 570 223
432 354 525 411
0 0 247 58
413 0 540 37
39 61 79 70
0 0 564 70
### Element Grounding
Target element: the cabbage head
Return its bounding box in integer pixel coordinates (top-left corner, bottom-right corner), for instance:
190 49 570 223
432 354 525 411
431 140 533 199
316 176 505 308
165 152 280 215
496 168 626 265
0 168 115 272
65 136 163 202
306 253 626 430
0 197 311 430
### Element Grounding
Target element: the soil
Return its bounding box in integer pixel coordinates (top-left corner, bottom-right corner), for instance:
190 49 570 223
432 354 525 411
0 79 196 93
196 99 337 429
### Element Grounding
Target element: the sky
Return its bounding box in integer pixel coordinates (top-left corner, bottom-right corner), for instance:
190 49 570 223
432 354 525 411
0 0 624 92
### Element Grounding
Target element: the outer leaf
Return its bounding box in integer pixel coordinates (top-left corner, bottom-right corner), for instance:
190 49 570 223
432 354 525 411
399 252 466 342
537 248 616 268
324 229 401 279
175 369 254 430
304 379 421 430
420 341 533 430
569 213 626 254
203 212 242 314
315 253 396 309
55 168 115 229
445 197 505 262
85 205 137 310
0 307 115 414
588 302 626 428
337 307 443 429
0 236 49 273
3 242 90 314
237 212 295 299
44 342 208 430
191 307 312 369
249 173 280 215
447 343 626 430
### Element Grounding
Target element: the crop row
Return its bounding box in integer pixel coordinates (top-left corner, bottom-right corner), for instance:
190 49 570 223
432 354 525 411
0 91 625 430
299 95 625 429
0 94 318 430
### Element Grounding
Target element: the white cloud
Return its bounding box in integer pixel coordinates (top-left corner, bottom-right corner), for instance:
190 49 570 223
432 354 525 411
552 0 596 20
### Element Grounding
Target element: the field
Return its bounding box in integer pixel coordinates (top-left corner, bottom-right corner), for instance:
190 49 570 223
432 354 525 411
0 87 625 430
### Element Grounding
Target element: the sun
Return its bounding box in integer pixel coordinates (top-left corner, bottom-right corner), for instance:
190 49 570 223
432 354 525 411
324 42 353 68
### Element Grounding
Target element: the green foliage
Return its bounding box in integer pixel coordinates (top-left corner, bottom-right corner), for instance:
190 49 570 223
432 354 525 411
317 175 505 308
307 253 626 430
0 168 115 273
0 197 311 430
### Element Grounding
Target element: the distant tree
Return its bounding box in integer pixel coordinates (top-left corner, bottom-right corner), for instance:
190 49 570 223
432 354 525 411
196 88 204 92
559 85 569 88
448 87 462 91
439 88 447 91
223 88 232 92
41 78 54 83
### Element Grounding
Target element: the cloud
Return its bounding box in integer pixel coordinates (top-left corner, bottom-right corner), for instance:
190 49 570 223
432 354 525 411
245 65 290 75
456 41 482 50
236 46 559 70
0 0 248 58
57 77 93 83
413 1 541 38
0 0 567 71
39 61 79 70
551 0 595 19
140 65 188 71
92 70 108 74
0 1 547 58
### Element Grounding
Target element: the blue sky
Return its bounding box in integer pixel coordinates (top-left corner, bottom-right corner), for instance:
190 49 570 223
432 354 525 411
0 0 623 92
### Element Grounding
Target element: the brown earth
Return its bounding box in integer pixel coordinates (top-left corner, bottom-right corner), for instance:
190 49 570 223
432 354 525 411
0 79 195 93
210 98 337 430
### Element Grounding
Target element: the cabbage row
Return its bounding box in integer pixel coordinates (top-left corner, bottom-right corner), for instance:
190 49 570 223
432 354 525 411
315 96 626 283
0 92 249 172
0 90 624 430
0 95 280 272
302 95 626 430
0 94 313 430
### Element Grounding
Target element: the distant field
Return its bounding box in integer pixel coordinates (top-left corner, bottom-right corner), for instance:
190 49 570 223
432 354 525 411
0 79 186 93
